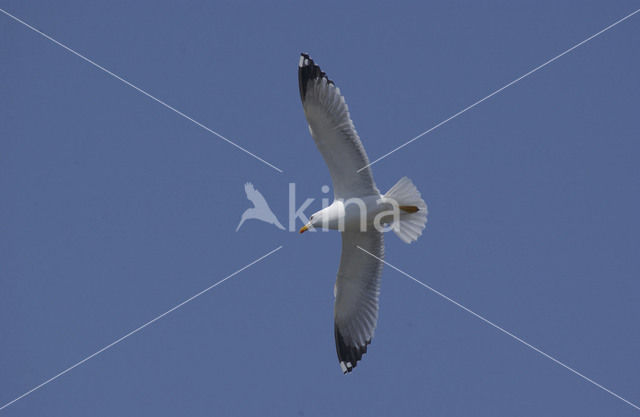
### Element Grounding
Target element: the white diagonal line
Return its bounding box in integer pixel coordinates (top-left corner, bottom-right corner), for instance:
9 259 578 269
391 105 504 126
0 8 283 173
0 245 283 412
358 7 640 172
356 245 640 412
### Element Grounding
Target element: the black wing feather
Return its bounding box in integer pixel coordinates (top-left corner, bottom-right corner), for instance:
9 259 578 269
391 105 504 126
298 53 334 101
334 323 371 374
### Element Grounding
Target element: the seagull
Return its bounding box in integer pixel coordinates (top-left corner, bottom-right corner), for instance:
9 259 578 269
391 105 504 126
236 182 285 231
297 53 428 373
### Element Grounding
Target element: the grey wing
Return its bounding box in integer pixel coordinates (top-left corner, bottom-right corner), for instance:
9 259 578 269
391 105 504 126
298 53 379 199
334 229 384 373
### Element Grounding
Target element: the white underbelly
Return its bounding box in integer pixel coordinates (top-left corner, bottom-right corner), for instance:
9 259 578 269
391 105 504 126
331 194 390 231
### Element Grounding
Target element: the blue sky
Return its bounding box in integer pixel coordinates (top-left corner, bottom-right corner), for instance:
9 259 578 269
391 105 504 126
2 1 640 415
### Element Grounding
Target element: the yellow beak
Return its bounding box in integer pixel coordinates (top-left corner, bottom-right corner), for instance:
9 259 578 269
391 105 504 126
299 224 310 234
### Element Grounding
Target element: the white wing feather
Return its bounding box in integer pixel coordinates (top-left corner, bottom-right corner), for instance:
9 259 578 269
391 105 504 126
298 54 379 199
333 230 384 373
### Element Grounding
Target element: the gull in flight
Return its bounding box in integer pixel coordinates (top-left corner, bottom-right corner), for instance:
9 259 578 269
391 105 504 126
298 53 428 373
236 182 285 231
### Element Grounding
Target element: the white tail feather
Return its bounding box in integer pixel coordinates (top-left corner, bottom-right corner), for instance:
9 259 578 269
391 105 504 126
384 177 427 244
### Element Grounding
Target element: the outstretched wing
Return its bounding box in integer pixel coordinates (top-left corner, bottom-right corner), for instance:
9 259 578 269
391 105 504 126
244 182 269 209
298 53 379 199
334 229 384 373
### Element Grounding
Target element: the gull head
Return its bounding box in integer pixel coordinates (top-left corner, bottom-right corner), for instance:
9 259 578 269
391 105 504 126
299 212 320 234
299 203 345 233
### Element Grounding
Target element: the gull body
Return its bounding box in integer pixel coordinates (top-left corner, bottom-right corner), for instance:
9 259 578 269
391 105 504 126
300 195 398 232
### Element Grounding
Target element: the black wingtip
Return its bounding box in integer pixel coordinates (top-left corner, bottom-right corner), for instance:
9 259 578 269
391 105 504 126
298 53 334 101
334 323 371 374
